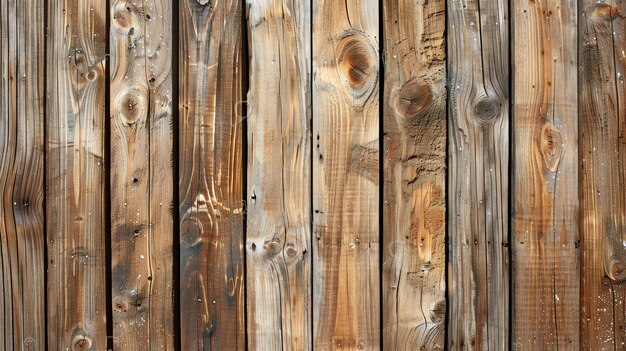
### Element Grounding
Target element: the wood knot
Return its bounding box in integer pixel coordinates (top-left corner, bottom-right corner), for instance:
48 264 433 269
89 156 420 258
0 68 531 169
117 91 144 125
473 96 500 122
113 299 129 313
607 257 626 282
336 35 376 89
332 336 345 348
284 240 302 265
112 10 131 30
247 236 283 260
539 122 563 172
72 336 92 351
395 81 431 118
113 290 147 314
334 31 378 103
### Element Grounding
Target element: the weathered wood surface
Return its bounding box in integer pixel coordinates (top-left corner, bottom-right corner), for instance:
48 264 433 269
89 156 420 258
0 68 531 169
110 0 174 349
0 1 46 349
382 0 446 349
46 1 108 349
246 0 312 349
313 0 380 349
580 1 626 349
512 0 579 346
447 0 509 347
179 0 245 349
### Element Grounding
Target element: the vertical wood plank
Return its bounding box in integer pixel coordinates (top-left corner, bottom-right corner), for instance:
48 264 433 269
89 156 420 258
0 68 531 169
110 0 174 349
0 0 46 350
179 0 245 349
512 0 579 346
580 0 626 348
447 0 510 347
246 0 312 349
46 0 108 349
382 0 446 349
312 1 380 349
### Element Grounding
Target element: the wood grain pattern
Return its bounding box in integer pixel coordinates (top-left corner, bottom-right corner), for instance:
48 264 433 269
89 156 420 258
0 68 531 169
580 1 626 349
382 0 446 349
512 0 579 346
0 1 46 350
46 1 108 349
179 0 245 349
312 1 380 349
447 0 509 347
246 0 311 349
110 0 174 349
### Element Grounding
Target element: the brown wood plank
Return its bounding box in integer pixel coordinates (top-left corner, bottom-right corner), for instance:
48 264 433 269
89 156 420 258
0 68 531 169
179 0 245 349
447 0 510 346
312 1 380 349
580 1 626 349
110 0 174 349
381 0 446 349
46 1 108 349
246 0 312 349
0 0 46 350
512 0 579 346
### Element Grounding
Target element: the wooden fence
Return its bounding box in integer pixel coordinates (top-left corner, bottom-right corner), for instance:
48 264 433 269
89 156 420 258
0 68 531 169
0 0 624 350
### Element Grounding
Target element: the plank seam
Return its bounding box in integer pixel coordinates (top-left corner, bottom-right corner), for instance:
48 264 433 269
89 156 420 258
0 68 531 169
105 0 113 348
241 1 250 349
378 0 384 349
43 0 49 349
171 0 181 349
508 0 513 344
309 0 315 348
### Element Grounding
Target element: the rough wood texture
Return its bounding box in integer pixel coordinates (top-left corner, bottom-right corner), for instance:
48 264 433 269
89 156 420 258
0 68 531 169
246 0 312 349
46 1 108 349
447 0 509 347
0 1 46 350
382 0 446 349
312 1 380 349
110 0 174 349
179 0 245 349
512 0 579 346
580 1 626 349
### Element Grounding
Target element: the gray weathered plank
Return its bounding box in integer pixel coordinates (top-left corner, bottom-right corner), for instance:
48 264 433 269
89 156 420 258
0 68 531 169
447 0 510 347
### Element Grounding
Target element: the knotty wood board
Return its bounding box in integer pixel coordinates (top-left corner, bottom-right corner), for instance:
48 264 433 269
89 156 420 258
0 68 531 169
110 0 174 349
447 0 509 347
512 0 579 346
382 0 446 349
312 0 380 349
0 1 46 349
246 0 312 349
179 0 245 349
580 1 626 349
46 1 108 349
